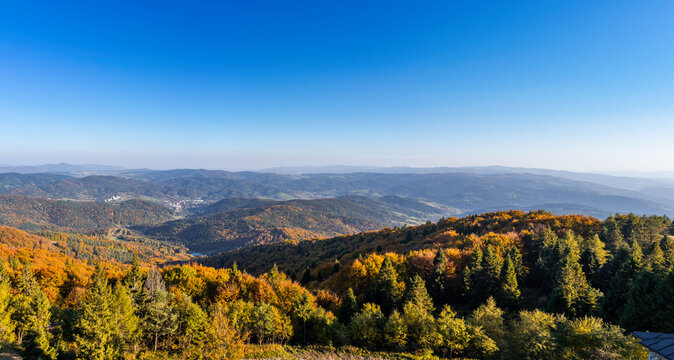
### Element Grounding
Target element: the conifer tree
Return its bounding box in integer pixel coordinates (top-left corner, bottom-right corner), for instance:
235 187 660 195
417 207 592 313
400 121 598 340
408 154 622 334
404 275 434 313
111 282 140 353
498 254 520 307
383 310 407 350
22 290 56 360
548 234 602 317
435 305 470 359
370 257 402 315
12 266 39 344
468 297 505 348
601 242 643 323
74 262 116 360
174 294 207 356
429 249 448 305
619 270 661 331
580 234 608 283
124 252 144 296
462 247 482 301
140 268 177 351
338 288 359 324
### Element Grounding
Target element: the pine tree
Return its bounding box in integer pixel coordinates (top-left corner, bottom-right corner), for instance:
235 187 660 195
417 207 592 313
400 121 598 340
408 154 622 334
429 249 448 305
338 288 359 324
475 245 501 303
619 270 661 331
498 254 520 307
174 294 207 356
404 275 434 313
435 305 471 359
74 263 116 360
12 266 39 344
548 235 602 317
111 282 140 353
370 257 402 315
383 310 407 350
22 290 56 360
580 234 608 284
123 252 144 296
140 268 177 351
601 242 643 323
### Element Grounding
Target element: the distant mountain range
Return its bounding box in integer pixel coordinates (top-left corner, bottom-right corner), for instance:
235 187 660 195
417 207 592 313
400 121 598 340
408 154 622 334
1 164 674 254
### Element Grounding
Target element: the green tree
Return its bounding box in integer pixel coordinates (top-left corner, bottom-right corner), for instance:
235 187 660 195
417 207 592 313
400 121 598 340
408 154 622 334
498 254 520 307
74 263 116 360
548 233 602 317
174 294 207 356
12 266 39 344
338 288 358 324
435 305 470 359
402 299 436 350
348 303 384 347
22 290 56 360
383 310 407 350
123 252 144 296
250 303 292 344
428 249 448 305
369 257 402 315
507 310 557 360
579 234 608 284
468 297 505 349
404 275 434 314
140 268 177 351
601 242 643 323
111 283 140 353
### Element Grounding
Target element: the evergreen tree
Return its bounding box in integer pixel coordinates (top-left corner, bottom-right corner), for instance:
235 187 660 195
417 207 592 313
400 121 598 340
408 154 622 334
428 249 448 305
404 275 434 313
348 303 384 347
548 234 602 317
338 288 358 324
481 245 502 293
468 297 505 348
22 290 56 360
579 234 608 284
645 239 666 271
74 263 116 360
383 310 407 350
498 254 520 307
369 257 402 315
402 297 436 350
601 242 643 323
123 252 144 296
140 268 177 351
174 294 207 355
435 305 470 359
12 266 39 344
111 282 140 353
619 270 661 331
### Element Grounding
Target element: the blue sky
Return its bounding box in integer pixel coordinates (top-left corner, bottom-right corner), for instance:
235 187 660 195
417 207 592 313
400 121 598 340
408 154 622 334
1 1 673 171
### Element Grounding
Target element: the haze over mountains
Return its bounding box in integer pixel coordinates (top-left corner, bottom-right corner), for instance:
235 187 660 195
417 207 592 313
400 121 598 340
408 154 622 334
0 163 673 254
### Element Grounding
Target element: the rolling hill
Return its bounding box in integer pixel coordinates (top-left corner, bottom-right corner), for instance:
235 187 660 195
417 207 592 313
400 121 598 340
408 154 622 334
135 195 459 254
0 195 175 231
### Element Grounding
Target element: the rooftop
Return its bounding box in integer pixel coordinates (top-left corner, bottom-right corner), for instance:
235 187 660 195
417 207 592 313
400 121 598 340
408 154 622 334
632 332 674 360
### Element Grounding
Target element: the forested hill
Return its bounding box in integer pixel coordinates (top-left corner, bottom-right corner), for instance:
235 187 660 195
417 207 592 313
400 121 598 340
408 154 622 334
0 195 174 231
135 196 458 254
200 210 674 336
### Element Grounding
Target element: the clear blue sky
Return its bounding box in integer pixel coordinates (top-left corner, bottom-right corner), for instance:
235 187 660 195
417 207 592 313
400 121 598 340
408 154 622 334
1 1 673 171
